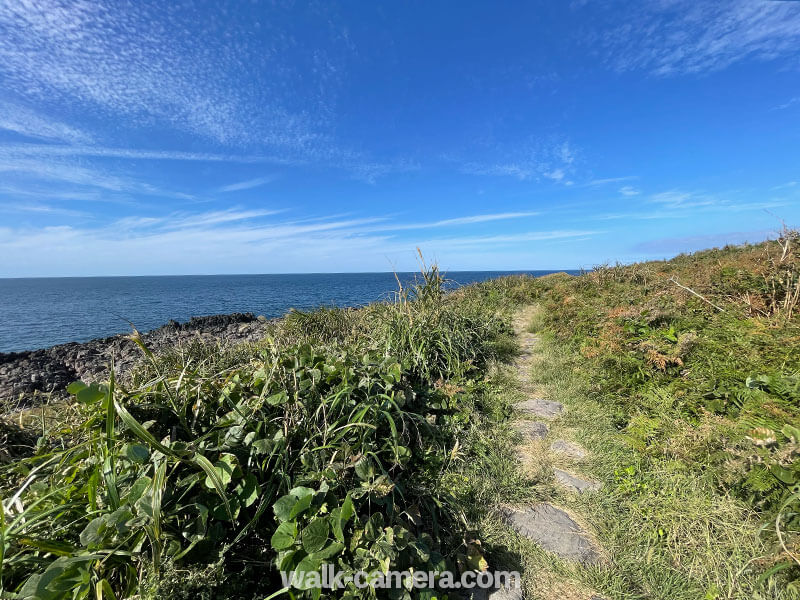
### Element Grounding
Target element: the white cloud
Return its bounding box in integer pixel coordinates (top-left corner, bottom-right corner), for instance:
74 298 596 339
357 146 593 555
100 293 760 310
0 143 302 164
0 0 343 149
414 229 600 249
773 97 800 111
217 177 275 193
0 206 597 276
584 176 637 187
0 201 87 217
633 229 777 254
0 100 93 143
363 211 541 232
0 152 195 201
619 185 640 196
647 190 714 208
460 140 577 183
596 1 800 76
772 181 797 190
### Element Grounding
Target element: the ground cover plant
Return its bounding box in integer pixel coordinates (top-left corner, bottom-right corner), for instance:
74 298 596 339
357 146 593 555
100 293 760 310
4 232 800 599
0 265 523 600
525 229 800 596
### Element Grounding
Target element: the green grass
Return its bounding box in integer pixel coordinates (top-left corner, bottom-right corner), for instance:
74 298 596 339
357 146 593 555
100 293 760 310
504 230 800 598
3 233 800 599
517 323 777 599
0 265 531 600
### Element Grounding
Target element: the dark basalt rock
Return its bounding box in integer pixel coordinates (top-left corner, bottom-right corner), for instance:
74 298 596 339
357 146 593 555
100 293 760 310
0 313 272 410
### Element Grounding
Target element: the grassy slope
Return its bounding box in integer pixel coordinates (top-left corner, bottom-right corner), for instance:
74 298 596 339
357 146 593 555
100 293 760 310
0 267 528 600
2 235 799 599
506 233 800 599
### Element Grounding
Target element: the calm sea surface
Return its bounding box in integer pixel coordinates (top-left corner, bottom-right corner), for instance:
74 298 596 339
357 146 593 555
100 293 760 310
0 271 572 352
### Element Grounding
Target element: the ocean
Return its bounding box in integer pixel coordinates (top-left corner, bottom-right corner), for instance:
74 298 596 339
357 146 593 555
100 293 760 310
0 271 572 352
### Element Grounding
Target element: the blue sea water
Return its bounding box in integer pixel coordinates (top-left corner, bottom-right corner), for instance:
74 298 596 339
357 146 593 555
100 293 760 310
0 271 572 352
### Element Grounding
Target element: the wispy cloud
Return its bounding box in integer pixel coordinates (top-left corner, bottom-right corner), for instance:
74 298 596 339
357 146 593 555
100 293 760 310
593 189 790 221
773 97 800 111
365 211 541 232
0 152 196 202
342 157 420 184
584 176 638 187
460 140 577 183
0 143 302 164
0 201 87 217
217 177 275 193
0 206 595 276
0 156 136 193
0 100 94 144
633 229 777 254
0 0 332 148
596 1 800 75
773 181 797 190
414 229 600 249
647 190 716 209
619 185 640 197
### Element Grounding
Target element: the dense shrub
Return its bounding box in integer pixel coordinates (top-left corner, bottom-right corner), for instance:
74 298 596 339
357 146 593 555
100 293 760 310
0 268 521 599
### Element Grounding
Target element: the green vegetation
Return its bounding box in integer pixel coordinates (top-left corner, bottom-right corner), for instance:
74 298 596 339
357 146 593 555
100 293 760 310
0 265 526 600
518 229 800 598
3 232 800 599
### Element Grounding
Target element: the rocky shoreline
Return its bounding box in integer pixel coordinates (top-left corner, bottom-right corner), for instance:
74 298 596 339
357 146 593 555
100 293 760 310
0 313 272 410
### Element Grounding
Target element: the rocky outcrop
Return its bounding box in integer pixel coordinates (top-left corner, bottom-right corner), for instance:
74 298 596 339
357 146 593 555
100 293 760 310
0 313 271 409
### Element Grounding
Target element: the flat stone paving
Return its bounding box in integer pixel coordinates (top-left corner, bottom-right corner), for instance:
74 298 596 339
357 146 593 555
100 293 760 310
516 398 564 420
550 439 588 460
504 311 608 597
553 468 602 494
514 420 549 440
464 584 523 600
504 503 603 565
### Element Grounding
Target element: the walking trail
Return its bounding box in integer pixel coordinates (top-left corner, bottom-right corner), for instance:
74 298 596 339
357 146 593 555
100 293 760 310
484 307 608 600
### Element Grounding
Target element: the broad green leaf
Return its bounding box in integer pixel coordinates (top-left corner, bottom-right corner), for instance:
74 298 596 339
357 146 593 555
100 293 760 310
330 509 344 542
354 457 374 480
271 521 298 550
313 541 344 560
289 492 313 520
771 464 797 485
204 453 237 489
274 487 314 521
340 494 355 523
301 518 329 553
783 424 800 444
266 391 289 406
80 517 107 547
66 381 87 395
292 554 322 590
237 473 259 508
124 444 150 464
274 495 298 522
365 512 384 541
75 383 106 405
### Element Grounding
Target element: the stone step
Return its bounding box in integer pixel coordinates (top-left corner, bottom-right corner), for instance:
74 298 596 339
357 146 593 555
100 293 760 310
553 468 602 494
503 503 603 565
550 439 588 460
514 420 549 440
516 398 564 420
463 583 522 600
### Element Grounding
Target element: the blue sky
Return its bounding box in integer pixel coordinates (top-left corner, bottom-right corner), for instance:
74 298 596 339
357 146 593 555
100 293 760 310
0 0 799 276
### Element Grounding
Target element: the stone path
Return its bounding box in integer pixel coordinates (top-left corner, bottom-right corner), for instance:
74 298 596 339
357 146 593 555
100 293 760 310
551 439 588 461
495 307 606 599
503 504 603 565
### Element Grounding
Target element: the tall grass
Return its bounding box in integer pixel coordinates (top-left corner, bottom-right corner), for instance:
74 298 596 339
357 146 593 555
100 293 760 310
0 265 527 600
531 230 800 594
